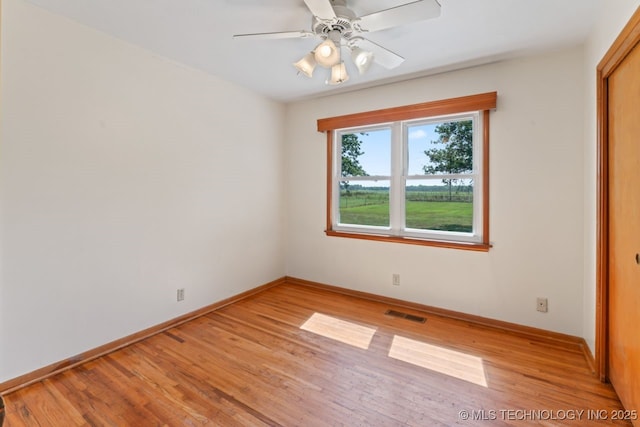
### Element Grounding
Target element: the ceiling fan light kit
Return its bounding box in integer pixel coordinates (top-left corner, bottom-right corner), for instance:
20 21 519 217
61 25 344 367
234 0 441 86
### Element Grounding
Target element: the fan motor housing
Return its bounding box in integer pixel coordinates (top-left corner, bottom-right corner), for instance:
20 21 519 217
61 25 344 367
312 5 358 40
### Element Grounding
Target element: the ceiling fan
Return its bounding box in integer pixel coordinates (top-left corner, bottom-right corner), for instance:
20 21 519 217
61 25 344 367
233 0 441 85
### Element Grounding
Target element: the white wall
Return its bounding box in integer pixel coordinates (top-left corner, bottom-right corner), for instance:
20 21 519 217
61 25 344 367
0 0 285 381
582 2 640 354
285 48 586 336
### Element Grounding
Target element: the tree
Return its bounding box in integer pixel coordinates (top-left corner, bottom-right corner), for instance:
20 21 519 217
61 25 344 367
423 121 473 201
341 133 368 190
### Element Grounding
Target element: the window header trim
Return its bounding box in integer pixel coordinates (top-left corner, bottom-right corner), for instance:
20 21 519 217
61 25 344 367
317 92 497 132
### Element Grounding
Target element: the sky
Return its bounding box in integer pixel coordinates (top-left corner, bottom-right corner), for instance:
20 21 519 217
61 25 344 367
343 122 444 186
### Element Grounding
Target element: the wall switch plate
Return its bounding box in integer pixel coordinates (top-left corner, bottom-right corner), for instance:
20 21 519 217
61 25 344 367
177 288 185 302
536 297 548 313
392 274 400 286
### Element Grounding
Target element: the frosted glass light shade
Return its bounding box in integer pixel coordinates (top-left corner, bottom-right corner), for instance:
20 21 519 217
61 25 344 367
327 62 349 85
351 47 374 75
314 39 340 68
293 52 317 78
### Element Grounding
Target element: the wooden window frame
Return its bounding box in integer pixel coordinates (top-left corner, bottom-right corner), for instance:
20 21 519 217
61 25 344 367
317 92 497 251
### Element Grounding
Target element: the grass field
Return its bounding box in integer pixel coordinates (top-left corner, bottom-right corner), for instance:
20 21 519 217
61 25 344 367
339 189 473 232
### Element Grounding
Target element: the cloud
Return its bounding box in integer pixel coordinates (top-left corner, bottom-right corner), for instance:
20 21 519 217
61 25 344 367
409 129 427 139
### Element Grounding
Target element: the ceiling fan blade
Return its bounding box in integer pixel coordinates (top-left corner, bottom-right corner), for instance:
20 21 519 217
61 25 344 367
233 30 314 40
303 0 336 19
357 0 441 33
358 38 405 69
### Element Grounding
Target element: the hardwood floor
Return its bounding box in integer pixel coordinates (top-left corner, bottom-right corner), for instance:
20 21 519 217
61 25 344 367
2 283 631 426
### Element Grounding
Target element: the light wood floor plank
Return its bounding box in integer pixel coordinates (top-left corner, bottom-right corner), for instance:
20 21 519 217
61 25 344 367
2 283 631 426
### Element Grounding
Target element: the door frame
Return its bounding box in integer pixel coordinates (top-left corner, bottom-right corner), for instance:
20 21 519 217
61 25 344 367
596 6 640 382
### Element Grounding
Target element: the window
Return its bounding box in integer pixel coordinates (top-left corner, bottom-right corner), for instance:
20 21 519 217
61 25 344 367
318 92 496 251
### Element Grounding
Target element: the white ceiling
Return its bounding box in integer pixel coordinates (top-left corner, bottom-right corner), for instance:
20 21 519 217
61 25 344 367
23 0 602 102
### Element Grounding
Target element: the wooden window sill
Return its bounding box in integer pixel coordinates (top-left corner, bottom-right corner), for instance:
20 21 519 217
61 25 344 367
325 229 491 252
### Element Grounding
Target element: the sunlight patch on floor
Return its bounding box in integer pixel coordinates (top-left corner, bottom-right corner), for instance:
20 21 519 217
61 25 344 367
300 313 377 350
388 335 488 387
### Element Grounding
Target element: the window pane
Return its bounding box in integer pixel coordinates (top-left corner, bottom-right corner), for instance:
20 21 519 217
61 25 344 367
339 181 389 227
405 179 473 232
340 129 391 177
408 120 473 176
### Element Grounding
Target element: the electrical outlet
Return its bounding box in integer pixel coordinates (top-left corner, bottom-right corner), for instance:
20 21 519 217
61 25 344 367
177 288 185 302
392 274 400 286
536 297 548 313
